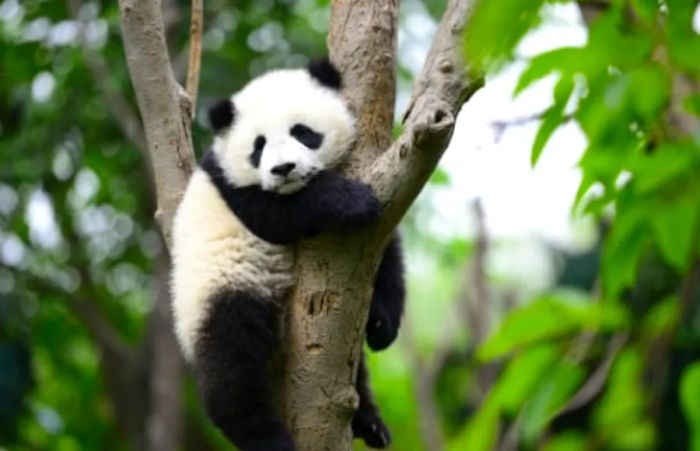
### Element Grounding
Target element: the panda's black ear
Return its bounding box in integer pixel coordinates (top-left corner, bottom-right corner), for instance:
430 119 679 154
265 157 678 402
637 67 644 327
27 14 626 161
306 58 342 90
208 98 235 133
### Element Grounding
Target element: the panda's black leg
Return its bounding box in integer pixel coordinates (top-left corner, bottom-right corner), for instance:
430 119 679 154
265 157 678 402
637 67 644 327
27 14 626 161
194 290 294 451
352 351 391 448
366 233 405 351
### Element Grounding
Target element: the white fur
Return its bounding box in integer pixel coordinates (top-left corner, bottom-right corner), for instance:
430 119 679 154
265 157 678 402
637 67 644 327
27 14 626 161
213 68 355 193
172 67 355 359
170 170 295 360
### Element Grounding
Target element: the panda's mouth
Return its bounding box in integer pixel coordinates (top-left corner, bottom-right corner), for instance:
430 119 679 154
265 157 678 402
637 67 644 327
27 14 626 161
275 179 306 194
273 170 318 194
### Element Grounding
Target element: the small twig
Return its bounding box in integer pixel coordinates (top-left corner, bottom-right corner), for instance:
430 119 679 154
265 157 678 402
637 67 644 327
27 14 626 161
186 0 203 118
556 333 627 417
648 260 699 417
468 199 490 347
491 111 574 143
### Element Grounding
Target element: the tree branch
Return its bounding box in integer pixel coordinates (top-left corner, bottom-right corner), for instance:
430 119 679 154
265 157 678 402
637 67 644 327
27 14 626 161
328 0 398 166
556 333 627 417
118 0 196 248
366 0 483 236
185 0 203 118
144 253 184 451
281 1 482 450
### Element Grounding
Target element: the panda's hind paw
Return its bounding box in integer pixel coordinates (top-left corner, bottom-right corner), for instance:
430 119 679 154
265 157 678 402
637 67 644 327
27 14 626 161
366 308 398 351
352 410 392 449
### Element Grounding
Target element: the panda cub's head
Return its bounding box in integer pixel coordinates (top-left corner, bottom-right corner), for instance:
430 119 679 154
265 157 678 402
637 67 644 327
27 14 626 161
208 59 355 194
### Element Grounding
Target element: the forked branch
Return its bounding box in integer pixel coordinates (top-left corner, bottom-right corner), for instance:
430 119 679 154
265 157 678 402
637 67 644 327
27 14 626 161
186 0 203 117
367 0 483 238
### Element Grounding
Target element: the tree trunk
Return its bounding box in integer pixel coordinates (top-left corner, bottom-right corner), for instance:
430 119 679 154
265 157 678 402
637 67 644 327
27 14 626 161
117 0 482 449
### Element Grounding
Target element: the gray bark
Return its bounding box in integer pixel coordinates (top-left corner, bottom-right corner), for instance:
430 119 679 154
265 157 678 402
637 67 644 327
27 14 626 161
117 0 483 449
281 1 482 449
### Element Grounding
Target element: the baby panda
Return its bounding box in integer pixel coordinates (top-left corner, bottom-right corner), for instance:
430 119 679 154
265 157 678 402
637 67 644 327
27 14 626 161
170 59 405 451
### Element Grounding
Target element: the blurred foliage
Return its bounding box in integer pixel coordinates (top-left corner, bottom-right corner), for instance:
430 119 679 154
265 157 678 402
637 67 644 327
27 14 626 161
459 0 700 450
2 0 700 450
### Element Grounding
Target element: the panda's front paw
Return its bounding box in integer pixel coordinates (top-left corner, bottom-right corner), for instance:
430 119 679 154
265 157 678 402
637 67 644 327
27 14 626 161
352 408 392 449
342 182 381 228
366 305 398 351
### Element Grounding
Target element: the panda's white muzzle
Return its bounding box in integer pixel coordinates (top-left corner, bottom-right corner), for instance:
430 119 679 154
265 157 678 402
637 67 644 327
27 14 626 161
260 138 320 194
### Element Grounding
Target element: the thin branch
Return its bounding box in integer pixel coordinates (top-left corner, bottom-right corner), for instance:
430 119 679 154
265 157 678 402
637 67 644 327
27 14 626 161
30 271 131 360
118 0 196 248
401 317 447 451
328 0 399 166
491 111 574 143
556 333 627 417
186 0 203 118
468 199 490 347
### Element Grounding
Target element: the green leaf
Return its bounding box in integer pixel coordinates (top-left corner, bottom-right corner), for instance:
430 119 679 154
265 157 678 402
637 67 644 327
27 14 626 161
641 296 680 339
627 66 670 122
593 348 656 450
684 93 700 116
429 167 450 186
531 77 574 166
631 142 699 195
478 292 626 360
602 193 649 299
521 361 586 444
515 47 583 95
449 396 500 451
465 0 545 70
419 0 448 21
630 0 660 25
543 432 588 451
681 362 700 451
493 344 559 414
651 197 700 271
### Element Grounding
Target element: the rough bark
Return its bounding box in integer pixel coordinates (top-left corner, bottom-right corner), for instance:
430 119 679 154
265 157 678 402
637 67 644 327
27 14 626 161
281 1 482 450
144 253 184 451
118 0 195 248
117 0 482 449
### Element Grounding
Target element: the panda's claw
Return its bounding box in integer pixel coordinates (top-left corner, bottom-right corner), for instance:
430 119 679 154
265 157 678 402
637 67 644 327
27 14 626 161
352 411 392 449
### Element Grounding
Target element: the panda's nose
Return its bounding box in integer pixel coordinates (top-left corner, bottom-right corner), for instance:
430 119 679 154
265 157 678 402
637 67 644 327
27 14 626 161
271 163 296 177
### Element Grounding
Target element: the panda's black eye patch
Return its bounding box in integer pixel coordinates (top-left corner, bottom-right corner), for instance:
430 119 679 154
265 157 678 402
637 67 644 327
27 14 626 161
290 123 323 150
250 135 266 167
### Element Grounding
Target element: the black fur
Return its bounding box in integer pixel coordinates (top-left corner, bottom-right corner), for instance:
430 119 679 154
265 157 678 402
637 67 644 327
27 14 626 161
366 234 406 351
200 151 381 244
306 58 342 90
251 135 265 167
196 152 402 450
194 290 293 451
290 123 324 149
209 98 235 132
352 353 391 448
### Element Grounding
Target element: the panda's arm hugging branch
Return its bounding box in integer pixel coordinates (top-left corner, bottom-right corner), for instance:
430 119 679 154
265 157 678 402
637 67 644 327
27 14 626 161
207 162 383 245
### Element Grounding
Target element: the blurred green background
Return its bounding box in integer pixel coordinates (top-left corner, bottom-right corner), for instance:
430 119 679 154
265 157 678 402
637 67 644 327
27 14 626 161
1 0 699 450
